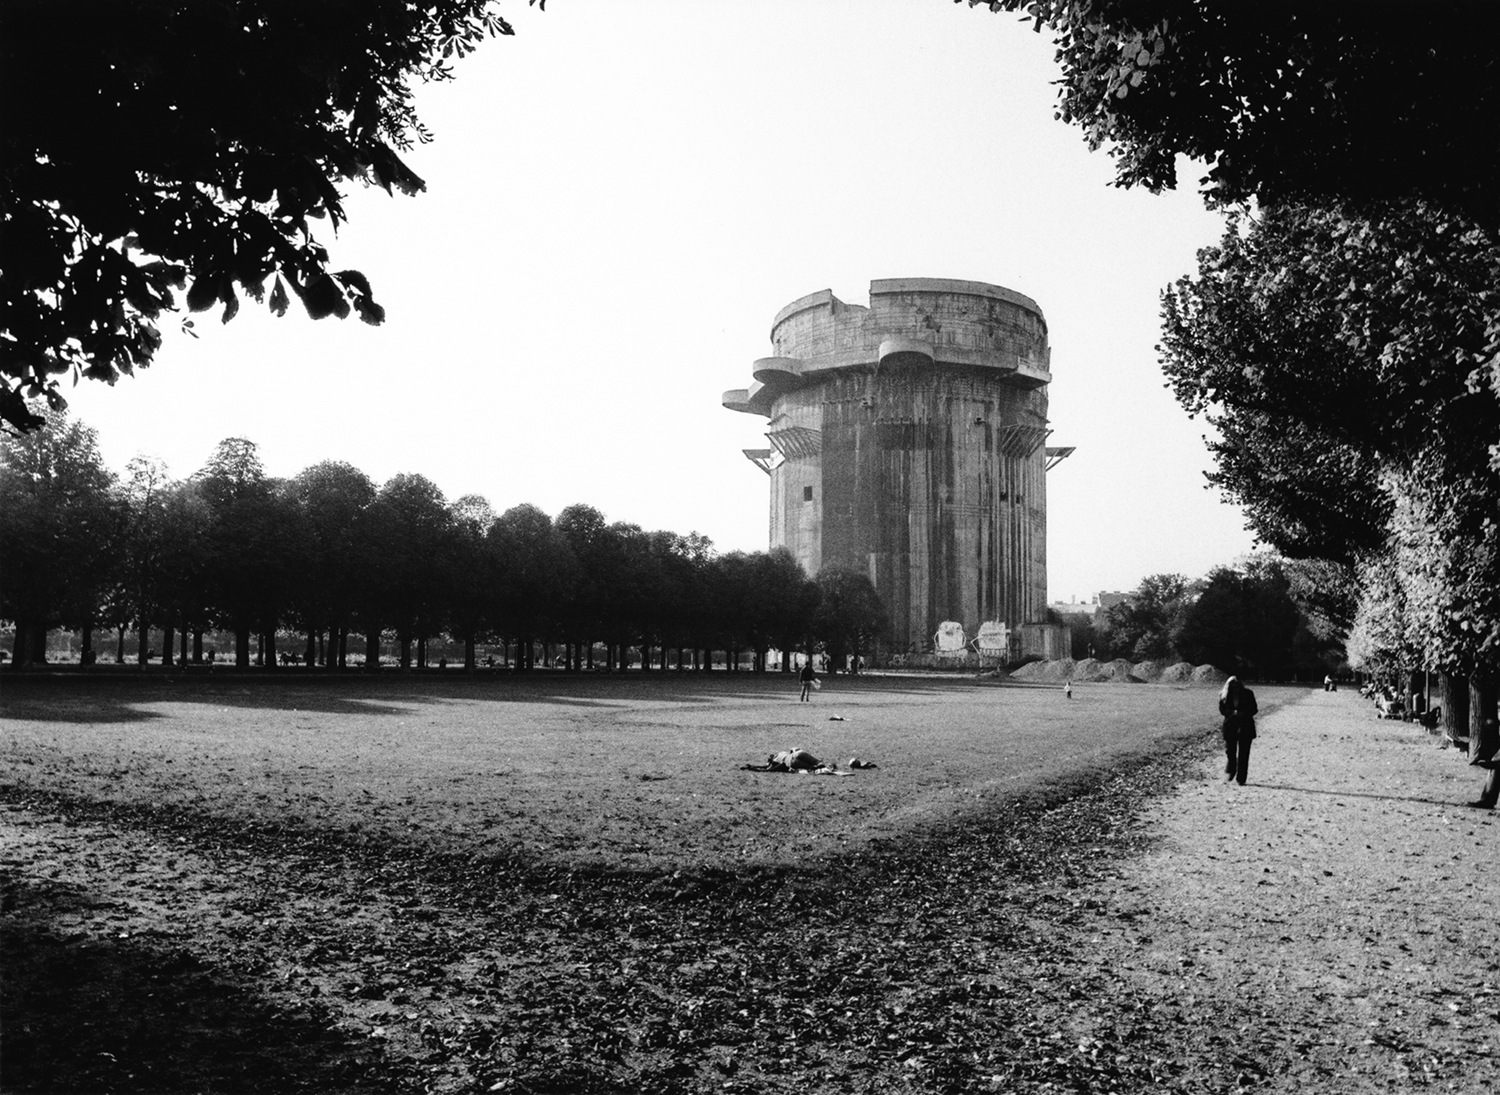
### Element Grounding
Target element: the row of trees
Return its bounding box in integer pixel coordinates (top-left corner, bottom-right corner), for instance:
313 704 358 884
1068 559 1344 682
0 416 886 673
965 3 1498 747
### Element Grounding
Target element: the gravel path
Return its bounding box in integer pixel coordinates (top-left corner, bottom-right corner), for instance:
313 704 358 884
1086 687 1500 1092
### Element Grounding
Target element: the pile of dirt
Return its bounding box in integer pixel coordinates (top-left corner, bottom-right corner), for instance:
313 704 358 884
1104 658 1142 683
1013 658 1227 685
1010 658 1074 681
1071 657 1109 681
1132 659 1166 682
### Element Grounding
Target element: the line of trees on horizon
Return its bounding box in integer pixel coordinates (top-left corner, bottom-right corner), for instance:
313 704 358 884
1060 560 1348 683
0 413 888 675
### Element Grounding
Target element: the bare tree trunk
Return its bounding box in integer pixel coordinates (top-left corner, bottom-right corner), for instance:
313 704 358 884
1442 670 1469 747
364 631 381 672
236 627 250 668
10 618 39 667
1469 673 1498 766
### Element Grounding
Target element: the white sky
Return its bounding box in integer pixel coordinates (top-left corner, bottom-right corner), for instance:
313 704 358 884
66 0 1257 602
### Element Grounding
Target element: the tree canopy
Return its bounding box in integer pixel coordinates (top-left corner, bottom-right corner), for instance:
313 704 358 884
0 0 531 434
965 1 1500 226
973 1 1500 683
1 416 837 672
1159 200 1500 675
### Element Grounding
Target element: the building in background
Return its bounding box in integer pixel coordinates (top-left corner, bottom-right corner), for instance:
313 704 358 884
723 278 1072 663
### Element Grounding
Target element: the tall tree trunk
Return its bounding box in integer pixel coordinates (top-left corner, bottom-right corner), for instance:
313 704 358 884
81 621 94 666
117 626 127 664
179 623 188 666
1469 673 1498 766
236 627 250 668
264 630 278 669
10 617 35 667
1445 670 1472 746
305 629 317 667
399 633 412 672
364 631 381 672
162 622 174 666
464 635 476 673
193 629 204 664
137 619 149 666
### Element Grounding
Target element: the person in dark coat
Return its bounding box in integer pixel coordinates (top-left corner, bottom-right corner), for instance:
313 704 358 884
1218 675 1259 785
798 661 817 702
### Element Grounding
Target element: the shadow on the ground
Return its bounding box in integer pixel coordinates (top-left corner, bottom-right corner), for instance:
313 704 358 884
0 879 398 1094
0 670 953 722
1254 780 1470 810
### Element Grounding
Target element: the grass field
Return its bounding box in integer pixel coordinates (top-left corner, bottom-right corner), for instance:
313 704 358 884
1 673 1247 872
0 674 1302 1094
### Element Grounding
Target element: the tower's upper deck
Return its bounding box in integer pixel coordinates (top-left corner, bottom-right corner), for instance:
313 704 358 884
723 278 1050 416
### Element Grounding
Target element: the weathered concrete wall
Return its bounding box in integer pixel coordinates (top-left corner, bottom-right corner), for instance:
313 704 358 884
726 278 1054 658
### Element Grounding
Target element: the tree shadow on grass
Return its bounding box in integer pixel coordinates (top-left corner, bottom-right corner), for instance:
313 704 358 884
0 671 952 722
0 675 422 721
0 693 169 725
1253 780 1467 810
0 880 400 1094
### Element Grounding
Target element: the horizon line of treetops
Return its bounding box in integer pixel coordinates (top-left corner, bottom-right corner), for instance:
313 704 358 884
1 412 1344 680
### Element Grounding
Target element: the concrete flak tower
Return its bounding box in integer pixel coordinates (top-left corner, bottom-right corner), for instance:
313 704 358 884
723 278 1069 662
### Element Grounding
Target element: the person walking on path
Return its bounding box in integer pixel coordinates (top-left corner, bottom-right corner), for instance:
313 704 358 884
1218 675 1259 785
798 660 818 702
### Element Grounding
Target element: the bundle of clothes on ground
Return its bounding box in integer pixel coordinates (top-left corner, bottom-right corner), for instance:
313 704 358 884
741 747 877 775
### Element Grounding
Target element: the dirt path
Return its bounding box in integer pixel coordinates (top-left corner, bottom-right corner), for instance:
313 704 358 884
1083 688 1500 1092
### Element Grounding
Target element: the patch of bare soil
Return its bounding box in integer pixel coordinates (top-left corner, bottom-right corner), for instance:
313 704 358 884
3 689 1496 1093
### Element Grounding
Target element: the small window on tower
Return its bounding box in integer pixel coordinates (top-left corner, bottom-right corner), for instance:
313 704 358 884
803 486 814 502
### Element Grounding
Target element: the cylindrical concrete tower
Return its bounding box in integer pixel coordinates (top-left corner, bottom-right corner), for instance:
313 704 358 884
723 278 1056 659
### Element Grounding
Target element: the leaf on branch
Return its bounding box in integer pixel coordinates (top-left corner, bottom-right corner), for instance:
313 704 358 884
186 273 219 313
269 277 290 318
368 145 426 197
336 270 385 326
300 275 351 321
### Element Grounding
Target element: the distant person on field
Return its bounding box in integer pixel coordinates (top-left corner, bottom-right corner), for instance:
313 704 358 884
1064 680 1073 699
1218 675 1259 786
799 660 817 702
